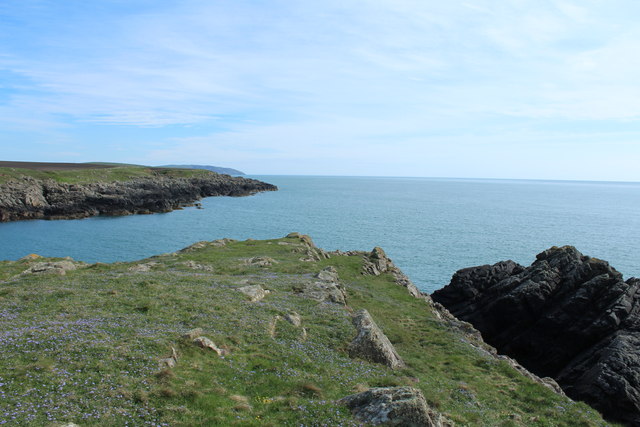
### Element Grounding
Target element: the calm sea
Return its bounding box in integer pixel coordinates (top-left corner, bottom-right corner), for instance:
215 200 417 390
1 176 638 293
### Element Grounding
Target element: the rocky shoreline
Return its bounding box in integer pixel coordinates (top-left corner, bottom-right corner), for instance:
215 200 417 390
0 173 277 222
432 245 640 426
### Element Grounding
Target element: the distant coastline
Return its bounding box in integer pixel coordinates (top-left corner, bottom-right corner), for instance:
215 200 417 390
0 162 277 222
160 164 246 176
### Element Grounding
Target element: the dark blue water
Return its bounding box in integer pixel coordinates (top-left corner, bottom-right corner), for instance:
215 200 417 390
1 176 639 293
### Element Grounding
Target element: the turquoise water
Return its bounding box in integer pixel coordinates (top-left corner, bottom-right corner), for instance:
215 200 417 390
1 176 639 293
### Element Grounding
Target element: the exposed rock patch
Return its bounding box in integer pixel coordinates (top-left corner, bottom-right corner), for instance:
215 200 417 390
293 281 346 305
243 256 277 267
348 309 404 369
362 247 421 298
315 266 339 282
339 386 452 426
211 238 236 247
238 285 270 302
286 232 330 262
284 312 302 327
179 241 210 253
128 262 160 272
193 337 225 356
181 261 214 271
23 260 78 275
292 266 347 304
269 313 306 340
432 245 640 426
159 346 178 369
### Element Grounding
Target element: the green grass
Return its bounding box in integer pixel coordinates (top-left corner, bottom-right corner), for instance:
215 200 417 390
0 236 614 426
0 165 214 185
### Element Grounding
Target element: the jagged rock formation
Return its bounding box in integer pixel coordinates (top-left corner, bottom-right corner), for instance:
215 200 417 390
362 247 422 298
292 265 347 305
0 174 276 222
339 386 452 426
432 245 640 426
293 279 347 305
348 309 405 369
286 232 330 262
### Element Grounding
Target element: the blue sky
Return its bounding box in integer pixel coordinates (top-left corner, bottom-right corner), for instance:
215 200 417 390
1 0 639 180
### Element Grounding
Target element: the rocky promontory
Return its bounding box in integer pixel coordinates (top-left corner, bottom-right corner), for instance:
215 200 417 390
0 171 277 222
0 236 608 426
432 246 640 426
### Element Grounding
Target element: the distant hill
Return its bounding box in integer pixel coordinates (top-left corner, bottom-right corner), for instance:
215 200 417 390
161 164 245 176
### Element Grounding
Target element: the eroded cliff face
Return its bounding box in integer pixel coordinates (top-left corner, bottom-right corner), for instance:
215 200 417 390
432 246 640 426
0 174 277 222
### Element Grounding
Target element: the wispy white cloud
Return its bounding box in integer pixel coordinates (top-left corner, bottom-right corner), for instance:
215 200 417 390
1 0 639 178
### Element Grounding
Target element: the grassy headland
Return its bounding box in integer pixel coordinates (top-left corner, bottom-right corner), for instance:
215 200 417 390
0 162 276 222
0 163 213 185
0 235 611 426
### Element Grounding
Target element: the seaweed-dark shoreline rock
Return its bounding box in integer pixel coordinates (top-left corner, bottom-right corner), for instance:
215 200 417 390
0 174 277 222
432 245 640 426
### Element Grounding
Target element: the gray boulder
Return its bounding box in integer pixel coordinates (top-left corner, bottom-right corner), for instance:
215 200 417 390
315 266 339 282
193 337 225 356
363 247 394 276
294 281 346 305
159 346 178 369
284 312 302 327
23 260 77 276
348 309 404 369
339 386 452 426
238 285 270 302
243 256 277 267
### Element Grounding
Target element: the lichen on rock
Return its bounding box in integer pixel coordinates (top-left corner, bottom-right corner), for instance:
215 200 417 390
339 386 453 426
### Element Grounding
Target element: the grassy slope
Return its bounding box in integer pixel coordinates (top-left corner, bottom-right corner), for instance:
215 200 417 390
0 237 613 426
0 166 213 185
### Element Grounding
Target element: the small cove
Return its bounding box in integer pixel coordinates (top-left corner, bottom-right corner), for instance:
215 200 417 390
1 175 639 293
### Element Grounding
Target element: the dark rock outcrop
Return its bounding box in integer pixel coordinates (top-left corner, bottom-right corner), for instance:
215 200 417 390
0 174 277 222
432 245 640 426
339 386 452 426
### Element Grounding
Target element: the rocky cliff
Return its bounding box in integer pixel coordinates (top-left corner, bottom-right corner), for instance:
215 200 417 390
0 173 277 222
432 246 640 426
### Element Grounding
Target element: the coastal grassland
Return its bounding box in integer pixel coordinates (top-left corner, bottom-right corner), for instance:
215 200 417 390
0 165 213 185
0 236 614 426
